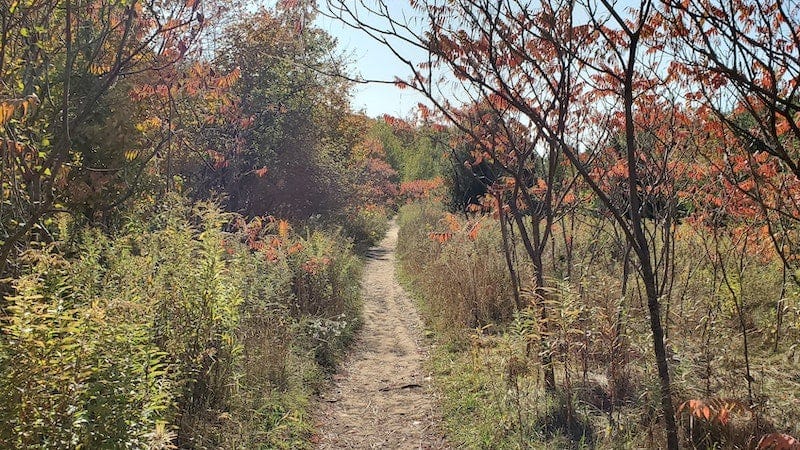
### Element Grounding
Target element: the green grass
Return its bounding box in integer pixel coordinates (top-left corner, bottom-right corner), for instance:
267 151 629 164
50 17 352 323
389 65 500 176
0 197 367 449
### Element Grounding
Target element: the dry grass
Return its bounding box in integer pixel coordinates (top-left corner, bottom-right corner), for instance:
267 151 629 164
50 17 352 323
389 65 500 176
398 201 800 449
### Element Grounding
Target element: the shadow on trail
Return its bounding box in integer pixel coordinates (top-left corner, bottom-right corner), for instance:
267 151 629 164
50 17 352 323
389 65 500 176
365 247 390 261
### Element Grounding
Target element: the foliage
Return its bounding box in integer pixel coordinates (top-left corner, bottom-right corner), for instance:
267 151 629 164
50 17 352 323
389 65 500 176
421 312 596 450
325 0 800 445
0 2 397 276
178 8 397 247
0 0 404 447
371 115 448 183
397 200 800 449
8 0 800 447
0 196 362 448
397 202 516 336
0 0 211 274
399 177 446 204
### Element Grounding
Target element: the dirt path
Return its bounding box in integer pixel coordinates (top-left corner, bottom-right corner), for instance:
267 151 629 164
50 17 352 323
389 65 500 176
314 221 448 449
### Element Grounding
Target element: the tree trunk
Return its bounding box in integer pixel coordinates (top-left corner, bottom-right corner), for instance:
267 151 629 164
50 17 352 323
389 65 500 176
622 32 678 447
497 196 522 309
509 198 556 391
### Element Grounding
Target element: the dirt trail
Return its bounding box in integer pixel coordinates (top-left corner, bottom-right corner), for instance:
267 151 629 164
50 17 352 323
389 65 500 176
314 221 448 449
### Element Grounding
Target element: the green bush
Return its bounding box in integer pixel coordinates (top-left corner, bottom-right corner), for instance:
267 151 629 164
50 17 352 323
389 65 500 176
0 196 363 449
339 206 391 252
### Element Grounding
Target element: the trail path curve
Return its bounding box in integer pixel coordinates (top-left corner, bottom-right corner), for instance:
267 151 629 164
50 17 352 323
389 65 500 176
314 221 448 449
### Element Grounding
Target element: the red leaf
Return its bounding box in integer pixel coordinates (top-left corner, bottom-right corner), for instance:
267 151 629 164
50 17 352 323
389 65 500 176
758 433 800 450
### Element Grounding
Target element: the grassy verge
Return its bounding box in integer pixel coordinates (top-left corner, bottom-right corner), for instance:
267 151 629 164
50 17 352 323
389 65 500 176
0 196 366 449
396 200 800 449
400 261 599 449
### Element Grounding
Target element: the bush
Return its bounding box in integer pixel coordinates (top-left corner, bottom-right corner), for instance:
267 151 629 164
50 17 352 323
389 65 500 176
0 196 363 449
338 206 392 252
0 251 173 449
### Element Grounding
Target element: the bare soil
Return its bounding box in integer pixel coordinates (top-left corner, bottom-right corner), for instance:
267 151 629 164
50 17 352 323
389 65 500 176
314 222 449 449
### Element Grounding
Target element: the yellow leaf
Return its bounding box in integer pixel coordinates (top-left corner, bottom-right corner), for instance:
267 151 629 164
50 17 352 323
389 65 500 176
89 64 110 75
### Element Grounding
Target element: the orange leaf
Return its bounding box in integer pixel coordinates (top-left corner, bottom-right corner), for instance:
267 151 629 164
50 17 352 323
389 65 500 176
468 222 481 241
428 232 452 243
443 213 461 232
278 220 290 239
717 408 729 425
0 102 15 125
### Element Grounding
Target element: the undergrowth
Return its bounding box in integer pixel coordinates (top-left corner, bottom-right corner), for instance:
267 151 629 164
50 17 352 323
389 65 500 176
0 195 365 449
397 201 800 449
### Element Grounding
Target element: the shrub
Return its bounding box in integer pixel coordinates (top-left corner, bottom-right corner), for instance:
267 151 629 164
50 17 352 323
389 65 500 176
0 195 363 448
338 205 392 252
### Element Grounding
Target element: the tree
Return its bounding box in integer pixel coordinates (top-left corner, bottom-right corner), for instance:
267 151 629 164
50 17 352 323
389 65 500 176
665 0 800 288
370 114 448 183
189 7 356 220
0 0 209 275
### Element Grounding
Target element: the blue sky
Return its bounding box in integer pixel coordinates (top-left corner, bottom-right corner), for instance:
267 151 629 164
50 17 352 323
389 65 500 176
314 5 430 118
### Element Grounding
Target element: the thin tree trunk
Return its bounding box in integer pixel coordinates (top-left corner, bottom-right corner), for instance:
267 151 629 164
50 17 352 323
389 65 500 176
497 195 522 309
509 195 556 391
620 29 678 448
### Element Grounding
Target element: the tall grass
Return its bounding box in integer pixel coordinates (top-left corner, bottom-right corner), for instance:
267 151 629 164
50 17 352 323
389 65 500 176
0 196 363 449
397 201 516 337
398 201 800 449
